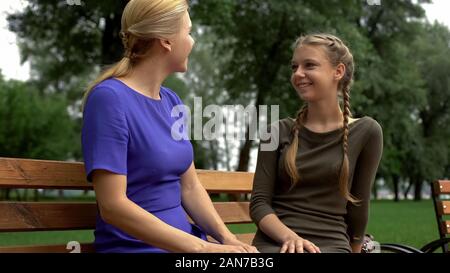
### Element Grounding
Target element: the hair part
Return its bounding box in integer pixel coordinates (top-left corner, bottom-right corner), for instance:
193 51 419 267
82 0 189 110
284 33 360 204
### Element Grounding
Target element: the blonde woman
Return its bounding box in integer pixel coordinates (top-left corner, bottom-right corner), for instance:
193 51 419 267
81 0 257 253
250 34 383 253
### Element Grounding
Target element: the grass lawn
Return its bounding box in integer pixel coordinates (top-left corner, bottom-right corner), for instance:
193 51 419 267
0 199 442 250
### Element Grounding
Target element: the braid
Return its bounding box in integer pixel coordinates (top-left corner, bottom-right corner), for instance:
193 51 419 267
339 87 360 204
284 104 308 190
120 31 132 59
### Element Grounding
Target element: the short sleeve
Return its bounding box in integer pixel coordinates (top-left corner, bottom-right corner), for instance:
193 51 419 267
81 86 129 182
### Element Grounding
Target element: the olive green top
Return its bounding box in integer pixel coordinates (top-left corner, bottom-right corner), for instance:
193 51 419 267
250 116 383 253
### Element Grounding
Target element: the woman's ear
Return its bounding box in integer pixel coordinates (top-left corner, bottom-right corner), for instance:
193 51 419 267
159 39 172 52
334 63 346 81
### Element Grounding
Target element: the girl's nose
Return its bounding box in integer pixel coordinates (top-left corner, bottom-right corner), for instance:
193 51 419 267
293 66 306 78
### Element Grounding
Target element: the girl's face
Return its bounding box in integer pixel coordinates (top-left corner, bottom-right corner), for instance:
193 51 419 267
167 11 195 73
290 45 344 102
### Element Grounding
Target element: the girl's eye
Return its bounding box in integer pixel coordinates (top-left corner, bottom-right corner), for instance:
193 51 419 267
305 63 316 68
291 64 298 71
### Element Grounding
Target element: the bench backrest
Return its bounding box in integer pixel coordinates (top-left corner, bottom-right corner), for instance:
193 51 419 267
431 180 450 253
0 157 255 253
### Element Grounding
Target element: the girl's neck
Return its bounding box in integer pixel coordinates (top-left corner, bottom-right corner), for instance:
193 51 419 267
304 99 344 131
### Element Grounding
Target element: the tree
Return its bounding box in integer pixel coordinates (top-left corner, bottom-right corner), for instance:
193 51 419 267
0 74 79 200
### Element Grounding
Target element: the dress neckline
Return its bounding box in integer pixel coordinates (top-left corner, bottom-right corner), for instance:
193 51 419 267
299 116 368 142
111 77 163 102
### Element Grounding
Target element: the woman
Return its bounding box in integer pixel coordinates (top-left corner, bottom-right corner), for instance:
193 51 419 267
250 34 383 253
81 0 258 253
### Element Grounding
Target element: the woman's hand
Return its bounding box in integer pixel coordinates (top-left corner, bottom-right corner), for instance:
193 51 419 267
222 235 259 253
280 235 321 253
199 242 257 253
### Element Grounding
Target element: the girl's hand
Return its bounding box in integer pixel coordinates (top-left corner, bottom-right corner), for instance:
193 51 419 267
280 236 321 253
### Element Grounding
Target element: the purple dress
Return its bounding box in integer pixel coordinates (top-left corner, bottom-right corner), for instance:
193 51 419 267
81 78 208 253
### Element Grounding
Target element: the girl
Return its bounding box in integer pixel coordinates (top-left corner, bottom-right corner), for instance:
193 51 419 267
81 0 257 253
250 34 383 253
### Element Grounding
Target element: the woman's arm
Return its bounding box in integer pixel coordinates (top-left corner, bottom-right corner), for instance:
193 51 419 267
346 120 383 253
92 169 246 253
180 163 258 252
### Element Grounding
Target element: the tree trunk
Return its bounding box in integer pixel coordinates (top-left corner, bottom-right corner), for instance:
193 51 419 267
235 13 287 173
404 180 413 200
372 184 378 200
236 137 252 172
393 175 400 202
101 1 129 65
414 177 423 201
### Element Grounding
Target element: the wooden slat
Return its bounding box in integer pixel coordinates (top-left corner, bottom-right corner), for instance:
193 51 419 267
0 157 90 190
0 243 95 253
443 221 450 235
433 180 450 195
0 201 250 231
437 201 450 216
0 158 253 192
197 170 253 193
212 202 251 224
0 202 97 232
236 233 256 245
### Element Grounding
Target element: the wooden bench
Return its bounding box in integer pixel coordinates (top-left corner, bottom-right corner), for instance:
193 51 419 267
430 179 450 253
378 180 450 253
0 157 256 253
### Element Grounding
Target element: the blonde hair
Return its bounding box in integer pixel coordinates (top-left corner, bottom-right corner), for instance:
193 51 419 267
82 0 189 108
284 33 360 204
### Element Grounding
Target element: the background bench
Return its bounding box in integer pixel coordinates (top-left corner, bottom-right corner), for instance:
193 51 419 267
0 157 255 253
377 180 450 253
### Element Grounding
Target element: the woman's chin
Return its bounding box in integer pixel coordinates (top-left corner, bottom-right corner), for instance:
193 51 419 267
174 63 188 73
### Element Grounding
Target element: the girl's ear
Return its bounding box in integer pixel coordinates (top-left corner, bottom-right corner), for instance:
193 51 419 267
159 39 172 52
334 63 346 81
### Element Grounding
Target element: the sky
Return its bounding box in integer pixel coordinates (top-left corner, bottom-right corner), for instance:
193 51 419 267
0 0 449 81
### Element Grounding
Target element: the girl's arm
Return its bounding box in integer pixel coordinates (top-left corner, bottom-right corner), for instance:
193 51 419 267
345 120 383 252
180 163 258 252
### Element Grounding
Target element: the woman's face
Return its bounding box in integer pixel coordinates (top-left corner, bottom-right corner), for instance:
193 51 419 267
168 11 195 73
290 45 343 102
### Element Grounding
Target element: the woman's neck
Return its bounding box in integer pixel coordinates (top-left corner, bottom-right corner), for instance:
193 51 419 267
119 56 171 100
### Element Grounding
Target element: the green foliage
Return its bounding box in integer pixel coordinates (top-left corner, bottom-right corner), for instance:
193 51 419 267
0 76 79 160
4 0 450 198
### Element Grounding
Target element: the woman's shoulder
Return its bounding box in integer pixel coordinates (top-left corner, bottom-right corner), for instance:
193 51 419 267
85 79 124 107
161 86 184 105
